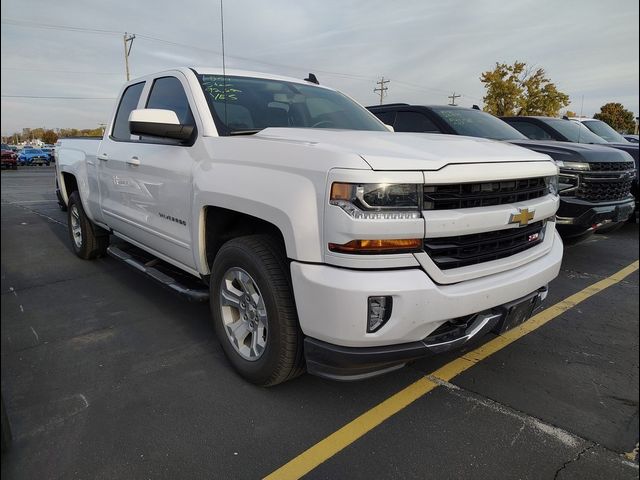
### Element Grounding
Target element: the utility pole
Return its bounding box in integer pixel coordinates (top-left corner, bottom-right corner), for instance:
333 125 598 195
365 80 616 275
448 92 461 106
374 77 390 105
123 32 136 81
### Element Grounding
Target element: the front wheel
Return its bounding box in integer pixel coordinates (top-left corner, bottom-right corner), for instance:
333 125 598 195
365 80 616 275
67 191 109 259
210 235 304 386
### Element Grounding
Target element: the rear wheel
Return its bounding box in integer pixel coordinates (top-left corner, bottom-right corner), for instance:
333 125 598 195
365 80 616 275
67 191 109 259
210 235 304 386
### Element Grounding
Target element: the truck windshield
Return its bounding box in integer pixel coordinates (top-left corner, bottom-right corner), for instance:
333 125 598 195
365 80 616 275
544 119 608 144
431 107 527 140
580 120 628 143
196 74 387 135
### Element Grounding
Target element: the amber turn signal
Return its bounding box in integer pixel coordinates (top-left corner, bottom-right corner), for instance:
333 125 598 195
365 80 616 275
330 182 352 201
328 238 422 254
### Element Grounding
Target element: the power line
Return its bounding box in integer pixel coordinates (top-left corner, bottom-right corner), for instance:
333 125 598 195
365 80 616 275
1 17 483 104
1 95 116 99
1 67 123 75
1 17 374 82
374 77 390 105
1 18 121 35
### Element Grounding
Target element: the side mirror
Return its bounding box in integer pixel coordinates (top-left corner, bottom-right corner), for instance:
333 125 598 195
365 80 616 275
384 124 395 132
129 109 194 141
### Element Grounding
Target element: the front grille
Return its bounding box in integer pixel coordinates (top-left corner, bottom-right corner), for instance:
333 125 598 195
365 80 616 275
588 162 635 172
578 176 634 201
423 177 548 210
424 221 545 270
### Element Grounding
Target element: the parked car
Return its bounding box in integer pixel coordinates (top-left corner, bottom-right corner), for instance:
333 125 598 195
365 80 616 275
569 117 632 144
41 146 55 162
501 116 639 224
367 104 636 239
17 148 50 166
2 143 18 152
623 134 638 143
1 148 18 170
55 68 562 385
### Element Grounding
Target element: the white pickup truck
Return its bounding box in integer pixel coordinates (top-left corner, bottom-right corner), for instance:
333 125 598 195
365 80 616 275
56 68 562 385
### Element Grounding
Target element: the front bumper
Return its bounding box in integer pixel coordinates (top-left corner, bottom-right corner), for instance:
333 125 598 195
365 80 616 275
291 230 563 377
305 287 548 380
555 196 635 236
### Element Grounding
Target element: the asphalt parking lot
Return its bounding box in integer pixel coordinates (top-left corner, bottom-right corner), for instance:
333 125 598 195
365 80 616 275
1 167 638 479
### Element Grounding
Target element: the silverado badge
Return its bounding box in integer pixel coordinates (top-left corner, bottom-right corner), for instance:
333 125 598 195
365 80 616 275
509 208 535 227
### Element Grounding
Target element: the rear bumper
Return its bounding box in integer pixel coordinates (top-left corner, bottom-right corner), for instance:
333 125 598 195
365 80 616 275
305 287 548 380
556 196 635 236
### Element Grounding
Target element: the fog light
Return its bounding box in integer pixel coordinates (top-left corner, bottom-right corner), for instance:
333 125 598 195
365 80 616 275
367 296 392 333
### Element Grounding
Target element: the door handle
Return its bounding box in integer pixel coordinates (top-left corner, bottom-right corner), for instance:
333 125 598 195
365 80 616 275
127 156 141 166
97 153 108 161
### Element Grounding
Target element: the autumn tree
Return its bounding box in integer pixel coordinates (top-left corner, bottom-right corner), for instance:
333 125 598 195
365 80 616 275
42 130 58 144
480 61 570 117
593 103 636 133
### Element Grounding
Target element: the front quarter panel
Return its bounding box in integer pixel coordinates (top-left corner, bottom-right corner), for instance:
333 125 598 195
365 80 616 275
192 136 370 273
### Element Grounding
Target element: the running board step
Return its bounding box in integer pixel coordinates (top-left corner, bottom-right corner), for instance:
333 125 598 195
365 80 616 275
106 246 209 302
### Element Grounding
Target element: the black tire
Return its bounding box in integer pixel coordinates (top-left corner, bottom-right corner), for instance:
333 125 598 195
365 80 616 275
210 235 304 386
67 191 109 259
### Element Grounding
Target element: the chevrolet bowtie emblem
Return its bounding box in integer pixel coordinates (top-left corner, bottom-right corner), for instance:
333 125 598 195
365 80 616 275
509 208 535 227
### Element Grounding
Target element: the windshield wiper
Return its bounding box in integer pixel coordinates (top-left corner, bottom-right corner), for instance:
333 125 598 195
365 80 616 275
229 129 263 136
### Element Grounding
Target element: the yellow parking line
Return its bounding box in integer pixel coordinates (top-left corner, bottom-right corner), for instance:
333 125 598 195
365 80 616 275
265 260 639 480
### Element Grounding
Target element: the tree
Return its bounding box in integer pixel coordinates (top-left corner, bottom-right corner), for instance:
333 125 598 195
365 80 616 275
593 103 636 133
42 130 58 144
480 61 570 117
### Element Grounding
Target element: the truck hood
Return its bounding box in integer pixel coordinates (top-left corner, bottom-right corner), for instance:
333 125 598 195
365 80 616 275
605 143 639 163
507 139 637 164
255 128 549 170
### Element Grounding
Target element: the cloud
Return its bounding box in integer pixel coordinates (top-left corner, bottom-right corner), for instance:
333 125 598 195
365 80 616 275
1 0 638 134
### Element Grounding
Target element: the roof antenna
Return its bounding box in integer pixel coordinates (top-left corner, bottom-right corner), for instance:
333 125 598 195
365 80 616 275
220 0 228 128
472 104 480 110
304 73 319 85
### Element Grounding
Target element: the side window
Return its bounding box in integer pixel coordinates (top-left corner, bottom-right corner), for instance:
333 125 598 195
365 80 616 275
112 82 145 140
394 111 441 133
373 111 396 126
509 121 553 140
146 76 194 125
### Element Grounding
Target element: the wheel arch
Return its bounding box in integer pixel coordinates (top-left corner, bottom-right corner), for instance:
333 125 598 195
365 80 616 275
199 206 289 275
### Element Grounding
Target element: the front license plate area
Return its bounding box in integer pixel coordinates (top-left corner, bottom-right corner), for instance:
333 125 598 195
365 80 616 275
494 295 538 334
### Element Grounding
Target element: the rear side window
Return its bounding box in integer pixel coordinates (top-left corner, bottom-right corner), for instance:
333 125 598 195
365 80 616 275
112 82 145 140
509 121 553 140
146 76 194 125
394 111 440 133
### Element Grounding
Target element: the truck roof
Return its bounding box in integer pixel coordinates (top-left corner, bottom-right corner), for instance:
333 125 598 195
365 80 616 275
129 67 334 90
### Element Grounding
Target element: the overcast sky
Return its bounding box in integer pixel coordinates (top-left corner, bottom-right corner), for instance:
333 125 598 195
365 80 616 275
1 0 638 135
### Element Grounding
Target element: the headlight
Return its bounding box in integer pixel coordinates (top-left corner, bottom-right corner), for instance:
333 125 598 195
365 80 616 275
330 183 421 220
555 161 590 171
546 176 559 196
